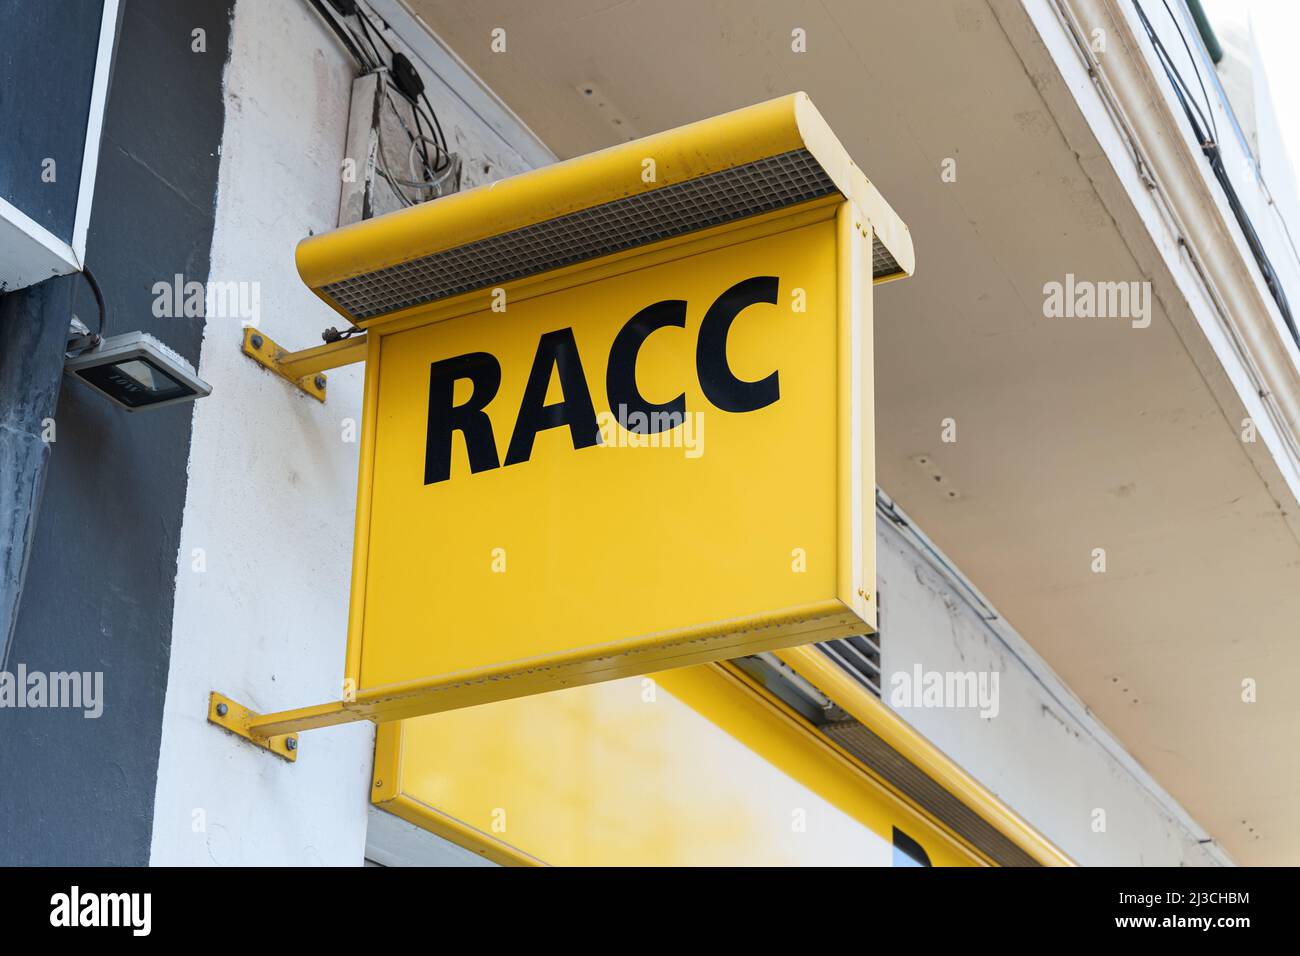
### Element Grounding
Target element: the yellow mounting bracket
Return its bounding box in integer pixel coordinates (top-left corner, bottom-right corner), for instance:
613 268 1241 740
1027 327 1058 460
207 691 371 762
208 692 304 762
241 326 367 402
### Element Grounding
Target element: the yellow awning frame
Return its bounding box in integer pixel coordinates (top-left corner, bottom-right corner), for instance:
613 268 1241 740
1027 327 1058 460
373 652 1075 867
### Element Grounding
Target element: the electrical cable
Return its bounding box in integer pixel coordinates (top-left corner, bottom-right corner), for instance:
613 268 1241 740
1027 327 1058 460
407 134 439 184
410 89 437 181
413 94 450 171
351 0 450 173
1140 1 1214 149
407 135 458 193
305 0 371 71
353 10 391 68
383 86 445 173
1161 0 1216 144
81 266 107 339
353 0 450 179
301 0 456 202
419 88 449 164
356 5 397 59
374 117 434 206
1133 0 1299 349
357 0 453 173
347 12 386 70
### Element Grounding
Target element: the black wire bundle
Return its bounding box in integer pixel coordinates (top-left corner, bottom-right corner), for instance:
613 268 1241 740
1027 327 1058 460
307 0 453 197
1133 0 1299 349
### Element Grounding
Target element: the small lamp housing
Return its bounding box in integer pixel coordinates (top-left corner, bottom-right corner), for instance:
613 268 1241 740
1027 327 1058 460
64 331 211 411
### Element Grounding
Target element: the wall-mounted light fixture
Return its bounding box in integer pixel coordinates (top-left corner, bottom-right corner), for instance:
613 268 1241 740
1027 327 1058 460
64 330 211 412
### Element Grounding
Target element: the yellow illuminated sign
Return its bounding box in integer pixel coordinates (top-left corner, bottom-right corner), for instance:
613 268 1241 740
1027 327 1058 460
343 201 876 716
234 94 918 730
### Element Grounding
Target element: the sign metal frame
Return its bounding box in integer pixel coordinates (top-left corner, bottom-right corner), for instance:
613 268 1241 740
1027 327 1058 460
344 199 874 719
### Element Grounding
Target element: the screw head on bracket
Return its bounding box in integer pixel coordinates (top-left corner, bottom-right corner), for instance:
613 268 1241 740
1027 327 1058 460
250 334 264 350
286 736 298 751
215 702 228 717
314 375 327 391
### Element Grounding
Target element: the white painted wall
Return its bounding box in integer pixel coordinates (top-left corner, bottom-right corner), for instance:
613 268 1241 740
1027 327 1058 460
876 495 1227 866
148 0 538 865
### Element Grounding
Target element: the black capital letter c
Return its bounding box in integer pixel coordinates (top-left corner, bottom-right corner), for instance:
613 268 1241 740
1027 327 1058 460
696 275 780 413
606 299 687 433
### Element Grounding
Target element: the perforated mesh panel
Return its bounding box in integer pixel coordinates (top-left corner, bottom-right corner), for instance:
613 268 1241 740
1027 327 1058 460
819 720 1042 867
872 235 901 279
318 148 899 323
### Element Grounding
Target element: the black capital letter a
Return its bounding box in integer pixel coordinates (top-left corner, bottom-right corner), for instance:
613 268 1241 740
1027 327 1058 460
505 327 600 466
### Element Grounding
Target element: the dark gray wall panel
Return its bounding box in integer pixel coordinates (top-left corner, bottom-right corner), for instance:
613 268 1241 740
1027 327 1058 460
0 276 78 667
0 0 106 242
0 0 234 866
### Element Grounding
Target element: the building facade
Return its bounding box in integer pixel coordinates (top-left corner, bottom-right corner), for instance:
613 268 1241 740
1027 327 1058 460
3 0 1297 867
